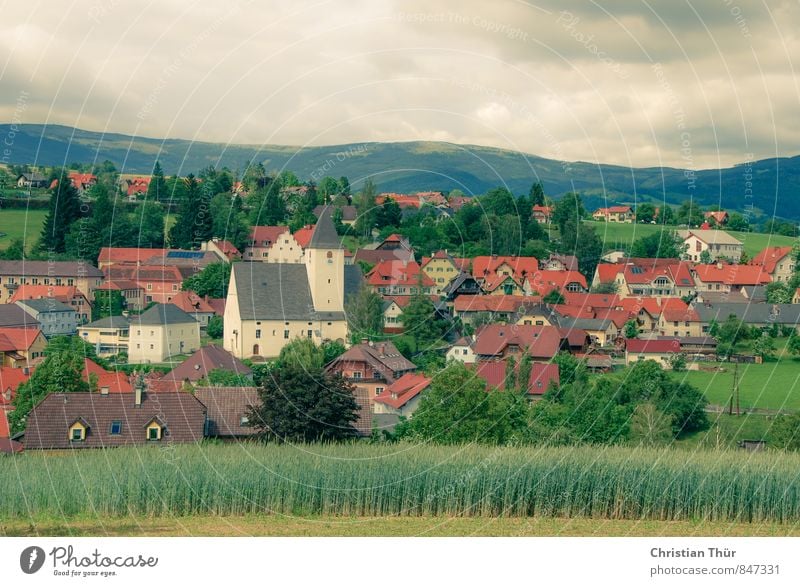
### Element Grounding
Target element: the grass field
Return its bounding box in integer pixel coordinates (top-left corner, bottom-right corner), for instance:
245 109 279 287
672 358 800 411
584 220 796 256
4 514 800 537
677 412 772 449
0 208 47 250
4 443 800 526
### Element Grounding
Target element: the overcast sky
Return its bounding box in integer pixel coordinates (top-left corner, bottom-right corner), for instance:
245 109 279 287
1 0 798 168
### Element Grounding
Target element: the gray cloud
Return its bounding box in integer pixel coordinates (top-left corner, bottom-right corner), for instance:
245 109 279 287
0 0 797 169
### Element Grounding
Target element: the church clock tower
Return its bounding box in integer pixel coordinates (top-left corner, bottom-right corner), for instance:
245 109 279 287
305 206 345 313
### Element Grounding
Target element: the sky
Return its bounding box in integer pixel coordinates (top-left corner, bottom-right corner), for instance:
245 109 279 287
1 0 798 169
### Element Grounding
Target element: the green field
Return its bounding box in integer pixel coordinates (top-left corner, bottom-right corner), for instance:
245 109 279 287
0 208 47 251
4 443 800 526
584 220 796 257
4 514 800 537
672 359 800 411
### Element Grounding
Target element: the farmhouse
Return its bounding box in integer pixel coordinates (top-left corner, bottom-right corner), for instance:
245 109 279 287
625 338 681 367
128 304 201 364
326 340 416 403
679 229 743 263
592 205 633 222
0 327 47 367
10 285 91 323
751 246 795 283
373 372 432 418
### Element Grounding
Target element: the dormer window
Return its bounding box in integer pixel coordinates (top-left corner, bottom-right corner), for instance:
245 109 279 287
69 418 89 442
145 418 164 441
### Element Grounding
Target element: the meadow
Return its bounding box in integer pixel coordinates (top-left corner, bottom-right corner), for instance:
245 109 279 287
0 208 47 251
3 442 800 525
584 220 796 257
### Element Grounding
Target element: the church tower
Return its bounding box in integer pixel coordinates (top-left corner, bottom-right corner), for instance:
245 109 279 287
305 206 345 313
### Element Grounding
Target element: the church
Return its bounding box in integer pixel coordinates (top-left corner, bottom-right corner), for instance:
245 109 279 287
223 207 362 359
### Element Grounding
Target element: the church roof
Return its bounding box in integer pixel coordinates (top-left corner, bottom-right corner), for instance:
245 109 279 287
308 205 342 249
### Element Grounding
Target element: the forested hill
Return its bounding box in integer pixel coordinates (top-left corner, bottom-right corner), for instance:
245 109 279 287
3 123 799 220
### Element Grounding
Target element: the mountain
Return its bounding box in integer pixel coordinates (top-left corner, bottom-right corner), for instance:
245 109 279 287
3 124 799 220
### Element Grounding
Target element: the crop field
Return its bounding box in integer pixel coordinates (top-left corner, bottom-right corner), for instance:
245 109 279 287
0 209 47 251
584 220 796 257
3 443 800 525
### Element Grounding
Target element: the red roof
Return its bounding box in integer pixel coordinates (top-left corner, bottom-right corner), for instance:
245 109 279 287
693 263 771 286
105 264 184 283
751 246 793 275
552 304 594 319
167 290 215 314
68 172 97 188
249 225 289 245
472 256 539 280
626 339 681 354
82 359 132 393
0 327 43 352
453 294 526 313
213 240 240 258
526 270 587 296
9 285 85 304
366 260 434 288
704 211 728 224
622 261 695 287
531 205 553 216
95 279 142 291
0 366 30 406
473 324 562 359
376 193 422 208
594 205 632 215
207 298 226 317
98 247 166 265
473 361 559 396
293 225 315 248
617 296 662 317
373 373 432 409
595 263 622 283
0 411 9 438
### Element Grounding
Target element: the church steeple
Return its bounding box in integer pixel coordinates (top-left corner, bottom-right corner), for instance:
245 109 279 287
305 206 345 313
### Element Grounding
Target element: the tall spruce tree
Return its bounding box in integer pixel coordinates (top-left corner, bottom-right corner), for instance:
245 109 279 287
40 170 84 253
146 161 168 202
169 174 199 248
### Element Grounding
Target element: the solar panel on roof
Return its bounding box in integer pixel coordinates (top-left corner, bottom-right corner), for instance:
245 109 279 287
166 251 204 259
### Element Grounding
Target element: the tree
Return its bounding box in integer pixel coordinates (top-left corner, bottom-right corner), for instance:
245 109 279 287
552 192 585 234
656 204 675 225
354 178 378 238
181 262 232 298
629 402 674 447
726 212 749 232
0 237 25 260
699 249 712 264
169 174 200 248
247 362 360 442
770 412 800 451
40 170 84 253
400 280 448 352
668 352 687 372
624 319 639 339
716 314 750 357
93 289 125 321
635 203 656 223
277 337 325 370
318 176 340 204
375 199 402 229
529 181 546 206
8 337 92 433
630 231 682 259
344 287 384 342
146 161 168 202
206 315 223 339
753 333 776 360
338 176 351 197
198 368 250 387
561 219 602 278
542 289 566 305
765 282 791 304
788 333 800 357
675 200 705 226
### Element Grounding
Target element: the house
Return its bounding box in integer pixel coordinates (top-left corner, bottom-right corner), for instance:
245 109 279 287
354 234 415 266
325 340 416 403
201 238 241 262
524 270 588 296
541 254 578 272
474 361 560 398
67 171 97 192
559 317 619 347
78 316 130 357
473 324 563 362
694 302 800 334
592 205 634 222
245 225 304 263
124 176 150 199
0 260 104 303
224 207 362 360
0 327 47 367
82 358 132 394
97 247 167 269
376 193 422 209
373 373 432 419
144 250 220 278
704 210 729 225
0 365 31 409
365 260 434 296
15 299 79 337
10 285 91 323
156 345 252 391
22 388 207 449
313 204 357 226
420 250 468 291
94 280 145 311
0 304 41 329
166 290 216 329
751 246 795 283
447 336 476 363
194 386 260 439
656 300 703 337
441 272 482 303
382 296 407 333
625 338 681 367
679 229 743 263
794 288 800 305
128 304 201 364
600 259 695 299
531 205 553 223
16 172 48 189
104 265 184 304
693 262 771 294
472 256 539 296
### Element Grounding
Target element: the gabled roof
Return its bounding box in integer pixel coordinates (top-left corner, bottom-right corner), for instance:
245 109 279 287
0 366 30 405
194 386 260 436
293 224 315 248
678 229 742 246
373 373 432 409
98 247 166 265
473 324 562 359
626 338 681 354
562 292 620 309
453 294 527 313
472 256 539 280
526 270 587 295
693 263 771 286
308 206 342 249
366 260 434 288
328 340 416 381
249 225 289 244
80 315 131 329
167 290 215 314
23 392 206 449
16 299 75 314
473 361 559 396
133 303 197 326
105 264 183 283
694 302 800 326
9 285 85 304
162 345 252 383
0 260 103 278
0 327 45 352
83 359 132 393
595 263 623 283
594 205 632 215
0 304 41 328
751 246 793 274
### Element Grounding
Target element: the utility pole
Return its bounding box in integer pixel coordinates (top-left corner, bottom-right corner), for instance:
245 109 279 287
733 361 740 417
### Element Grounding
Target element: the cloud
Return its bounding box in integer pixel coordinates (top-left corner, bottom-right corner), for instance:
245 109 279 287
0 0 797 169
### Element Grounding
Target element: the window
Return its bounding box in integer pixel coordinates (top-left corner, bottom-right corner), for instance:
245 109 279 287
353 371 362 379
307 330 313 338
67 278 74 286
375 387 384 396
71 427 84 441
147 427 160 441
284 330 290 339
109 421 122 435
147 283 153 290
172 284 178 291
255 329 261 339
240 416 249 426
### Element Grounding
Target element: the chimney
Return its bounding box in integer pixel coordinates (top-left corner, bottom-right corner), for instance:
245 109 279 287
716 261 723 270
134 372 146 407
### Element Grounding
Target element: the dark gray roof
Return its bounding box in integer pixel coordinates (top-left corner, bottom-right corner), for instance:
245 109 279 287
309 206 343 249
233 262 362 321
15 299 75 314
0 304 41 328
560 317 614 330
82 315 131 329
0 260 103 277
694 303 800 326
314 204 357 222
134 303 197 325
